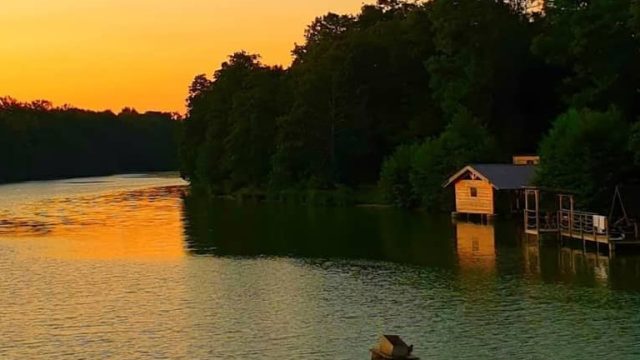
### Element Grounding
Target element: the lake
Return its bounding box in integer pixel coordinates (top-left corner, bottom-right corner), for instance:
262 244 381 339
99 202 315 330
1 174 640 359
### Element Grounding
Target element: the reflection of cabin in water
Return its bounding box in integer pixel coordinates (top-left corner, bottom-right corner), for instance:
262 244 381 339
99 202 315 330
455 222 496 272
444 157 538 221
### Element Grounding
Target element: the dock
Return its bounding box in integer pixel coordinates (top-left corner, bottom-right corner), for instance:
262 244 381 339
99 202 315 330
524 188 640 252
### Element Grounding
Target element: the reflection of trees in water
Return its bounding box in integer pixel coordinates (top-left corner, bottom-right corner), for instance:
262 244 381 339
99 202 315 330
181 192 456 267
609 255 640 291
182 192 640 292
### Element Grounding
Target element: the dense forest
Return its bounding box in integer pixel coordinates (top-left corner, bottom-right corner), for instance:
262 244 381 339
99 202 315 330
0 97 179 183
180 0 640 212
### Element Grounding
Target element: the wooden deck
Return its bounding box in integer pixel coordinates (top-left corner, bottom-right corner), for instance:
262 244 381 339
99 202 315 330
560 230 609 244
525 228 558 235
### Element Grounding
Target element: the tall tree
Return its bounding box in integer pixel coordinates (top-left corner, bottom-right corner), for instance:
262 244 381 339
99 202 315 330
536 108 633 210
534 0 640 117
427 0 543 153
0 98 179 183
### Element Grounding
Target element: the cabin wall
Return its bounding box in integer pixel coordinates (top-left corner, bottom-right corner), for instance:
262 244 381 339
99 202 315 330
455 180 494 215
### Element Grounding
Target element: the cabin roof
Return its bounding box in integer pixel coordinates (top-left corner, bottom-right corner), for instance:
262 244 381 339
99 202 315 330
383 335 408 347
444 164 536 190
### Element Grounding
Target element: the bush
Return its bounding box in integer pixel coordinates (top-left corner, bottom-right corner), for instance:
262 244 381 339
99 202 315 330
409 139 444 209
379 143 419 208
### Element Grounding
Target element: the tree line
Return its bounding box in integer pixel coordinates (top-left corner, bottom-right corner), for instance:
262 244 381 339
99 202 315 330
180 0 640 212
0 97 180 183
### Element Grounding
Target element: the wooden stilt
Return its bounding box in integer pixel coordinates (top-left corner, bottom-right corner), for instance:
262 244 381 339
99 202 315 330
535 190 540 234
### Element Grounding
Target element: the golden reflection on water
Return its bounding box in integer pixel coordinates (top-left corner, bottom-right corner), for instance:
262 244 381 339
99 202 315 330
0 178 188 261
2 177 640 358
455 221 615 287
560 248 610 283
522 236 611 286
455 222 496 273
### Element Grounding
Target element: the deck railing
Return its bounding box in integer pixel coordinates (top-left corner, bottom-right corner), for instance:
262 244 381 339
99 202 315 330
525 209 559 232
559 209 608 240
523 189 616 248
526 209 608 238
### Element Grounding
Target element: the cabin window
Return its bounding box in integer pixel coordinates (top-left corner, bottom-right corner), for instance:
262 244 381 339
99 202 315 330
470 187 478 198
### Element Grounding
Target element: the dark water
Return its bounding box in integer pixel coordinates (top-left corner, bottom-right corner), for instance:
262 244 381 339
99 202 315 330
1 175 640 359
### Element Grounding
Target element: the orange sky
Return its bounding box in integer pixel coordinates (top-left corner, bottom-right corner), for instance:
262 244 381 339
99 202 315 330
0 1 371 114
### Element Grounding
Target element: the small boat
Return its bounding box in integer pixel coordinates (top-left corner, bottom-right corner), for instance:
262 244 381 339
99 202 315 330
370 335 420 360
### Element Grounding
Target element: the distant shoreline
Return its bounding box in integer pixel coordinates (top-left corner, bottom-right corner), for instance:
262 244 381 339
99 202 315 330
0 170 181 186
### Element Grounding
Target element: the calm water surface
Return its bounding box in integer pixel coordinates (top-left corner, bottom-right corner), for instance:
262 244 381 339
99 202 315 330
1 174 640 359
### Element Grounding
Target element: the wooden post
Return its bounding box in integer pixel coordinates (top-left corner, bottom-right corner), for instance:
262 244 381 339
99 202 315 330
569 196 574 238
593 217 598 252
524 190 529 231
559 194 565 235
609 214 615 257
535 190 540 234
556 195 561 232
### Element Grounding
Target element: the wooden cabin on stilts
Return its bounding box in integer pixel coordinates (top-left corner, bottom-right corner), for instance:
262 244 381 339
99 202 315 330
445 156 640 254
443 160 537 223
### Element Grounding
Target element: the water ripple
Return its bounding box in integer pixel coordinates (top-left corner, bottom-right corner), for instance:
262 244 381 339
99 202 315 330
1 175 640 358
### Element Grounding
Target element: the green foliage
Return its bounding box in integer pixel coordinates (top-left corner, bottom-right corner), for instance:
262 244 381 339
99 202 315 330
225 65 288 189
180 0 640 209
179 74 212 179
536 108 633 210
379 143 419 208
427 0 540 152
380 111 498 209
0 97 179 183
630 122 640 166
181 52 290 192
411 111 499 210
533 0 640 117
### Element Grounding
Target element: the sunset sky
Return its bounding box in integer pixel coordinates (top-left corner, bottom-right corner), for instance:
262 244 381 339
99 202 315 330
0 1 371 113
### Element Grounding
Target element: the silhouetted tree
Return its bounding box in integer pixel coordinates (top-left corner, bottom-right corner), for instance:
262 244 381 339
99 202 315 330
180 0 640 208
0 98 179 183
